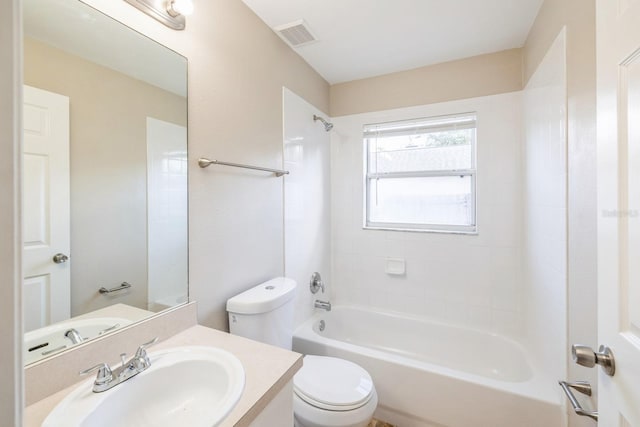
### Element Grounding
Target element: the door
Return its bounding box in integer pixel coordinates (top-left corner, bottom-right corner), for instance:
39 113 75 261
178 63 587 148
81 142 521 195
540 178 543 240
597 1 640 424
23 85 71 332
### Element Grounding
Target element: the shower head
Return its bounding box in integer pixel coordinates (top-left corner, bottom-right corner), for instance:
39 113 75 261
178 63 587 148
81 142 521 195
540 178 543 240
313 114 334 132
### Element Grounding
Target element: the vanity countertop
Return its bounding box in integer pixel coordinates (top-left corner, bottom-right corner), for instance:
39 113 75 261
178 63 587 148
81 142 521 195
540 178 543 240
24 324 303 427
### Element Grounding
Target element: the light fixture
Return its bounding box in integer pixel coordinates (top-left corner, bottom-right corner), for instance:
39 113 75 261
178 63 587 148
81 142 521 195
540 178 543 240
123 0 194 31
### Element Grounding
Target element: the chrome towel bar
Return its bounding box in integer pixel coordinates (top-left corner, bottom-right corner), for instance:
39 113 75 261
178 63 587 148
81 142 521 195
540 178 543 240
558 380 598 421
99 282 132 294
198 157 289 177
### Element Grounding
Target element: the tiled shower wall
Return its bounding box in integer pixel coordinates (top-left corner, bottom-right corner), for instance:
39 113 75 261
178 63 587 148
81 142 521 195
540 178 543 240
330 92 524 338
283 89 332 328
522 29 567 384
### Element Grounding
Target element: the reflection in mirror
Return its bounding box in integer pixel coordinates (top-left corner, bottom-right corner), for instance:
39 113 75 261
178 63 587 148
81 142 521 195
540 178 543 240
22 0 188 365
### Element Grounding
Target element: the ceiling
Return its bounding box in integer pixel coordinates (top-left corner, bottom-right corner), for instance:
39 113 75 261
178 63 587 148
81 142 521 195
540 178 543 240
241 0 544 84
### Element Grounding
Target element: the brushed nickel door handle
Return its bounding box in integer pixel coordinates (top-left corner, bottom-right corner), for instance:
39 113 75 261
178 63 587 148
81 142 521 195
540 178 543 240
52 253 69 264
572 344 616 376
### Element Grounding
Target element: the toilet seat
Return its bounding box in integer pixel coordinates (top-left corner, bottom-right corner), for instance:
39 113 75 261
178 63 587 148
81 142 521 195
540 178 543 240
294 355 375 411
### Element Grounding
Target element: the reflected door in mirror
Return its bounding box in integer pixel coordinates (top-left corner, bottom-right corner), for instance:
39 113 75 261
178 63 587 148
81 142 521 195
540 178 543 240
23 85 71 332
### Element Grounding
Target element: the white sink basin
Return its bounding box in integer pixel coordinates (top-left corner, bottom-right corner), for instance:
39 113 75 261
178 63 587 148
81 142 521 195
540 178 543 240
43 346 245 427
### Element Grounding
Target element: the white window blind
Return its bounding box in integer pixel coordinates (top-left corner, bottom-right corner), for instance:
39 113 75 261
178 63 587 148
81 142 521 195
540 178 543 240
364 113 477 233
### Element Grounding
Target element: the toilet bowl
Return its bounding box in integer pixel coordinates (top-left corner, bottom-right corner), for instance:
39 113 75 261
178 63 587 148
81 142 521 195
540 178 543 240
293 355 378 427
226 278 377 427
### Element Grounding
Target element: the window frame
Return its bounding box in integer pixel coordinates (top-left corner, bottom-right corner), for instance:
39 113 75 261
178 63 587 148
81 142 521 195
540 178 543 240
362 113 478 234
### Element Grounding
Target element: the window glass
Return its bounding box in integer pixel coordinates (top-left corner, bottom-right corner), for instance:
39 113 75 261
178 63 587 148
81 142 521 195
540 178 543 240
364 113 477 232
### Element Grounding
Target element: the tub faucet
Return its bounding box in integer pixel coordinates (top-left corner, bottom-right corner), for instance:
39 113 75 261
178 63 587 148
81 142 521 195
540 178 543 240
79 337 158 392
314 299 331 311
64 328 83 345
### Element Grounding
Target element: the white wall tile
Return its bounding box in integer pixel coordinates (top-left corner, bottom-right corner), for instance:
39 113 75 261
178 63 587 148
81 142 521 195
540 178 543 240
468 306 493 330
522 30 567 384
492 309 522 336
283 89 332 327
331 92 524 337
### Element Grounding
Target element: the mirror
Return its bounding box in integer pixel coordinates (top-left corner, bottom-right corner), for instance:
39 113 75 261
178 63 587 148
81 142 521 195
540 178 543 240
22 0 188 365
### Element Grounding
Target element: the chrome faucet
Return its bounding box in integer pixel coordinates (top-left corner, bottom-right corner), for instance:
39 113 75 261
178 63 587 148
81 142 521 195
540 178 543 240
314 299 331 311
64 328 84 345
80 337 158 392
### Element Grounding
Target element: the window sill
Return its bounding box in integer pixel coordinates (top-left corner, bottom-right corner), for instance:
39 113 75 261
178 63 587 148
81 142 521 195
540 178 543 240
363 225 478 235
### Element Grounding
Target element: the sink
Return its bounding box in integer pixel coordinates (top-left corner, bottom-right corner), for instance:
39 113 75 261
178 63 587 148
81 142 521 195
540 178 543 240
42 346 246 427
24 317 133 364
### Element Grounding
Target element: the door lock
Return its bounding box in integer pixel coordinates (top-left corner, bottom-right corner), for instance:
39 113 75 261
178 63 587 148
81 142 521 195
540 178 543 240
572 344 615 376
52 253 69 264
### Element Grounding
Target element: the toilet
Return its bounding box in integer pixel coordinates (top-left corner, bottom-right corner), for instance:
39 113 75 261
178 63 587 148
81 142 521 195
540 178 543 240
226 277 378 427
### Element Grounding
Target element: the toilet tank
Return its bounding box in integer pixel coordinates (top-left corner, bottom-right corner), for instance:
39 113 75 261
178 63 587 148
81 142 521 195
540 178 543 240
226 277 297 350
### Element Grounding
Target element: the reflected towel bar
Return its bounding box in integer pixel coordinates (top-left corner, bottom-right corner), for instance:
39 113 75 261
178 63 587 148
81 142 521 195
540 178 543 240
41 345 68 356
198 157 289 177
99 282 132 294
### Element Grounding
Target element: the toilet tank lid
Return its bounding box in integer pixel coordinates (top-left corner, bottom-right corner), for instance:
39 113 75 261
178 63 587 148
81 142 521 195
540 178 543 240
226 277 297 314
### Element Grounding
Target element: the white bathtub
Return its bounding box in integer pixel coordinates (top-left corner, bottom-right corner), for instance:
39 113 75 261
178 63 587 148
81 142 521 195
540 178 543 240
293 306 563 427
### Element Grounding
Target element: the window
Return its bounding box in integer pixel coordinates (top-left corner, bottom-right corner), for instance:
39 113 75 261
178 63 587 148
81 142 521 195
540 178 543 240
364 113 477 233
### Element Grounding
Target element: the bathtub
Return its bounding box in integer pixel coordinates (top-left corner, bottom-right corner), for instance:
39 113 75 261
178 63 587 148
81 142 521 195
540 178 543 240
293 306 563 427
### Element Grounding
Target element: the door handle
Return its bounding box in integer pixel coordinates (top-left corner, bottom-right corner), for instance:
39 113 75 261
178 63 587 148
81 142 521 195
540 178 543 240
52 253 69 264
572 344 616 376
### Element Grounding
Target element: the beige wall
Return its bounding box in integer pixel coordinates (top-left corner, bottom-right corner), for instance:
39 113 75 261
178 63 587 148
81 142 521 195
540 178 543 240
0 0 23 424
6 1 328 419
4 2 597 425
523 1 597 425
75 0 329 330
24 37 187 317
330 48 523 117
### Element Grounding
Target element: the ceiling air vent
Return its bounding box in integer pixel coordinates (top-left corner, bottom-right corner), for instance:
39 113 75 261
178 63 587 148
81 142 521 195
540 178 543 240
274 20 317 48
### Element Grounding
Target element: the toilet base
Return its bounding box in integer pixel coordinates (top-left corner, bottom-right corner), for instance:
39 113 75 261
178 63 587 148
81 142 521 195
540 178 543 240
293 388 378 427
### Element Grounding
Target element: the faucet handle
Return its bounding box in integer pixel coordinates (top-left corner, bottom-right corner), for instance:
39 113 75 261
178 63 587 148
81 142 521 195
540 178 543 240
79 363 113 385
134 337 159 359
133 337 158 366
310 272 325 294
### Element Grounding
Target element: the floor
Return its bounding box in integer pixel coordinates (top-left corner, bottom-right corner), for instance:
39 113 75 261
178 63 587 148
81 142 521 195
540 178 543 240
369 420 395 427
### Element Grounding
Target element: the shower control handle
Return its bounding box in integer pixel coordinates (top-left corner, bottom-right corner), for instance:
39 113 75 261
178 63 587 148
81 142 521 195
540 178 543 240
572 344 615 376
310 272 324 294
